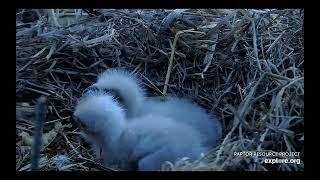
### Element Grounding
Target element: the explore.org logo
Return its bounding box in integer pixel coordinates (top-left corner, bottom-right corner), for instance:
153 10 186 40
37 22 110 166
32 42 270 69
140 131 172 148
264 158 301 165
233 151 302 165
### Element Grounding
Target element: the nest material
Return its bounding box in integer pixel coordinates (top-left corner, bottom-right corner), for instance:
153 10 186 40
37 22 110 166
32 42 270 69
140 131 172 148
16 9 304 171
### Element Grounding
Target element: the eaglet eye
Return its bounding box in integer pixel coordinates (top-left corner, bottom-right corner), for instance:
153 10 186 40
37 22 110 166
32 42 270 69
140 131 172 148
82 85 100 96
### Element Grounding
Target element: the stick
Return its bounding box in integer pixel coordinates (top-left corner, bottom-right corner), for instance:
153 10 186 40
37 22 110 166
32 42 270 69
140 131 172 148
30 96 47 171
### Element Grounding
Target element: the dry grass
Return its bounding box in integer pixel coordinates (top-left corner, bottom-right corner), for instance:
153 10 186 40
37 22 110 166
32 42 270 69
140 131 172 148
16 9 304 171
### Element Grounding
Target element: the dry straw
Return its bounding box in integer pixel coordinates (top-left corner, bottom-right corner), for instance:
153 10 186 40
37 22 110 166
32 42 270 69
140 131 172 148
16 9 304 171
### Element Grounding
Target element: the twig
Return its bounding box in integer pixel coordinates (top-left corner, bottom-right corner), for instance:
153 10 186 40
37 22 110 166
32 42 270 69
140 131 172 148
31 96 47 171
17 58 37 73
61 132 82 158
162 29 204 95
25 87 51 96
159 9 188 32
250 18 262 72
266 31 285 54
